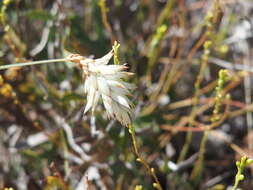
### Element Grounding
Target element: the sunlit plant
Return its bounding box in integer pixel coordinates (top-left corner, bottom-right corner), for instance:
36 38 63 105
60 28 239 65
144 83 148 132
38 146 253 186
0 42 135 126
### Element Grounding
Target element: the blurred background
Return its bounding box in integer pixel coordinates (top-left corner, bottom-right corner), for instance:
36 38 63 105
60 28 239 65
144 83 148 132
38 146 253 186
0 0 253 189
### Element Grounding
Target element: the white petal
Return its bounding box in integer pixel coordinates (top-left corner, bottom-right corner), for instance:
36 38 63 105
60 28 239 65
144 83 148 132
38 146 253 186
97 77 110 96
84 87 96 114
101 94 114 118
120 104 133 115
104 72 134 80
120 110 131 126
111 102 131 126
112 95 131 109
111 102 123 123
94 50 113 65
91 91 100 113
97 65 127 75
84 75 97 93
111 86 131 96
88 62 99 73
84 78 90 94
83 75 98 114
84 74 98 93
90 75 98 89
107 80 126 89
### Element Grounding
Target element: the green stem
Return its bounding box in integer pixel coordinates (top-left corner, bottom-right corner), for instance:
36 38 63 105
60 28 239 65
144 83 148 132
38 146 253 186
190 130 209 181
231 156 253 190
0 58 67 70
128 124 163 190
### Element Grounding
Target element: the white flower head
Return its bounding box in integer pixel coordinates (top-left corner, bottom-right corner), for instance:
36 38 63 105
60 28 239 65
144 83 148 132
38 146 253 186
67 49 135 126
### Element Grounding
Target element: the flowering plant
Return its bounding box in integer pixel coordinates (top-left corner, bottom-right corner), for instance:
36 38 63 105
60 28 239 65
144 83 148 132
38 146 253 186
66 48 135 126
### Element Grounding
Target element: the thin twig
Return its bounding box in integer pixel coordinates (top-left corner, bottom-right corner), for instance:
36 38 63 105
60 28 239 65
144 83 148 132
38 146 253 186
0 58 67 70
128 124 163 190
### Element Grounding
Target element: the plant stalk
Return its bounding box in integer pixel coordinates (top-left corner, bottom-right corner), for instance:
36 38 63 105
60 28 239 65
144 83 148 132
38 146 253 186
0 58 67 70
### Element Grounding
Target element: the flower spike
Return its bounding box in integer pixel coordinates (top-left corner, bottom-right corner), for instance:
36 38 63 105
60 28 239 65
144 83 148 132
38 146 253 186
66 47 135 126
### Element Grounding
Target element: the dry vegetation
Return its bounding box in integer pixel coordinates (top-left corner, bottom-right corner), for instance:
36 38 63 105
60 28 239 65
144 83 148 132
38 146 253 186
1 0 253 190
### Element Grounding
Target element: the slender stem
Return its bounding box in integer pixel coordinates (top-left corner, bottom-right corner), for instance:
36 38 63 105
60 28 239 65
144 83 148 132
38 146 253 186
231 156 253 190
128 124 163 190
190 130 209 181
0 58 67 70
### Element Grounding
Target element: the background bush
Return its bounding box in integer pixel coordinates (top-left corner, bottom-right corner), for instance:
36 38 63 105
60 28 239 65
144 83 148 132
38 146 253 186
0 0 253 189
